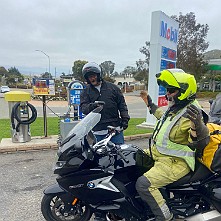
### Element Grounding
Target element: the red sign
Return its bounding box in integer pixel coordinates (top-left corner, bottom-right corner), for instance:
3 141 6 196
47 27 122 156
158 96 168 107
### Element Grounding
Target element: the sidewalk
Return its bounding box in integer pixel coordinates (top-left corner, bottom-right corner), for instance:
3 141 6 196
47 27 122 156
0 133 152 154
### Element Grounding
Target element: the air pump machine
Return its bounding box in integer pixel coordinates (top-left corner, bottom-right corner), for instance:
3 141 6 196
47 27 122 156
5 91 37 143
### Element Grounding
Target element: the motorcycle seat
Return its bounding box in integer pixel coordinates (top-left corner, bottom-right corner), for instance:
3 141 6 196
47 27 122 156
166 160 213 188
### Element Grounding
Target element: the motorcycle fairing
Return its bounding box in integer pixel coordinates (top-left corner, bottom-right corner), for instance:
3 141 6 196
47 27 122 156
43 183 66 195
57 169 124 204
98 145 153 183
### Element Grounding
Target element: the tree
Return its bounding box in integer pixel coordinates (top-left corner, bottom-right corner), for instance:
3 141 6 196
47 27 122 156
121 66 137 76
135 59 149 86
0 66 8 84
100 61 115 77
139 41 150 68
72 60 88 82
0 66 8 76
112 71 119 77
6 67 24 85
137 42 150 87
172 12 209 81
41 72 53 79
103 76 115 83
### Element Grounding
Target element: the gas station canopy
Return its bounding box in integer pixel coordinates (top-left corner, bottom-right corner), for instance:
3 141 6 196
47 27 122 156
207 64 221 71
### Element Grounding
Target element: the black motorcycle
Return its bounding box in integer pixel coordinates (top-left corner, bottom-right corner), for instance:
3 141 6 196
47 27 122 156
41 104 221 221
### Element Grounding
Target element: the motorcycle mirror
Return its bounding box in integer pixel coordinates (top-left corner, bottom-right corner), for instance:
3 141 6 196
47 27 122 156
209 99 213 105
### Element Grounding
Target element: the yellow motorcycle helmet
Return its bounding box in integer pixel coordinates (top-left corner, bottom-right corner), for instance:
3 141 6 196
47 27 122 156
156 69 197 102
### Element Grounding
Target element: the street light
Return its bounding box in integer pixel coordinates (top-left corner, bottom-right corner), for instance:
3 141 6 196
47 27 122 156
35 49 50 74
35 49 51 138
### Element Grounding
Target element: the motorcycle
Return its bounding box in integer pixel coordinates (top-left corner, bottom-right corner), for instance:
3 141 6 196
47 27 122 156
41 101 221 221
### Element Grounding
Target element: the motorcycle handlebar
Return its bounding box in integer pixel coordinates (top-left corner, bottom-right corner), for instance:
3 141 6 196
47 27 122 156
95 141 129 163
117 149 129 164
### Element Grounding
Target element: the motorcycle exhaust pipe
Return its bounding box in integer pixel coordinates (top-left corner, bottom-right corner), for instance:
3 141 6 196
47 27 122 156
185 210 221 221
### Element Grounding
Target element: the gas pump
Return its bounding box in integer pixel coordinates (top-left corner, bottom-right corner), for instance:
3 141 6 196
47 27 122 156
58 80 84 143
5 91 37 143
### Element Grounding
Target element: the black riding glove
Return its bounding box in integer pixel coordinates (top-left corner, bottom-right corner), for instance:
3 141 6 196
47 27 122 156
89 103 99 112
147 95 153 108
186 104 209 141
147 95 158 114
121 119 129 130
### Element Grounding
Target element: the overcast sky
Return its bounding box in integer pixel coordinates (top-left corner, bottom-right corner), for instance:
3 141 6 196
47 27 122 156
1 0 220 77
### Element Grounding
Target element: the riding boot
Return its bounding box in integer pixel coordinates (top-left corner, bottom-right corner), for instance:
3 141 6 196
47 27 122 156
136 176 173 221
160 203 173 221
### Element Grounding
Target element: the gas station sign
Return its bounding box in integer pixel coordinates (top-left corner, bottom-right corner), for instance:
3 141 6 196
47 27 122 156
145 11 179 127
32 78 55 96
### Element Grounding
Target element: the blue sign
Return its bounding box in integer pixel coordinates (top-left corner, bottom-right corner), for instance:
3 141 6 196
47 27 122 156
67 81 84 120
159 85 166 96
161 46 176 61
160 59 176 70
68 81 84 105
70 89 81 105
71 82 84 89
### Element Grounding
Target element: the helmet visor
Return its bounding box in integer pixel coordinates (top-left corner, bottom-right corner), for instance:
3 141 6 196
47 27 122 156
156 70 180 89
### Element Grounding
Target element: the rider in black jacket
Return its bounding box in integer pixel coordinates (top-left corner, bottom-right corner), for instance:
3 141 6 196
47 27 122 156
80 62 130 146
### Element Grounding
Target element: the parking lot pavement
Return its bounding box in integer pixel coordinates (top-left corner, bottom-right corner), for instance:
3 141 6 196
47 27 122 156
0 139 147 221
0 149 57 221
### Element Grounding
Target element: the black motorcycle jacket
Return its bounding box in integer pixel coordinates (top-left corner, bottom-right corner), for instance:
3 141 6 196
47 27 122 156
80 80 130 132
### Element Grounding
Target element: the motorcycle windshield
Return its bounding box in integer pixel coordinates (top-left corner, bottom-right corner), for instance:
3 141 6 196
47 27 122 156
60 108 101 153
209 95 221 118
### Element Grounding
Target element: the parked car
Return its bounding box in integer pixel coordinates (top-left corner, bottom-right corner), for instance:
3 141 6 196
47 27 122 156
0 86 10 93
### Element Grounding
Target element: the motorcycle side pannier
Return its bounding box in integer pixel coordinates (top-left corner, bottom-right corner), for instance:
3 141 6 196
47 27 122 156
135 149 154 174
198 123 221 174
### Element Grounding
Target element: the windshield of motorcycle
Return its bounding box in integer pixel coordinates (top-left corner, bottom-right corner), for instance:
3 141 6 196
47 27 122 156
60 107 101 153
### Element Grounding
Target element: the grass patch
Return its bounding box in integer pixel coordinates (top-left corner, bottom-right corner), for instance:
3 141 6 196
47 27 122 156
196 91 220 99
124 118 153 136
0 117 152 141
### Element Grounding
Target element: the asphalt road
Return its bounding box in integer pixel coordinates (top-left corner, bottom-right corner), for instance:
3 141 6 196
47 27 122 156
0 139 147 221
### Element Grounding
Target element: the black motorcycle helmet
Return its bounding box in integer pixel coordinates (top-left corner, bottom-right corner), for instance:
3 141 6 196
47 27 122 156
82 62 102 84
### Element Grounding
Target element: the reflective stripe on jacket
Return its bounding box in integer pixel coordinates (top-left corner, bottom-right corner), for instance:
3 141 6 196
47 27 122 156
153 100 200 171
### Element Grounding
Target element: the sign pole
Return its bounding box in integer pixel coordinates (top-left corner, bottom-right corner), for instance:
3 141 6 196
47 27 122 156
42 95 48 137
32 78 55 138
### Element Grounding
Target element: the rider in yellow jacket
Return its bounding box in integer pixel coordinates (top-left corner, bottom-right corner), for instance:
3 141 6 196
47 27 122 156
136 69 210 221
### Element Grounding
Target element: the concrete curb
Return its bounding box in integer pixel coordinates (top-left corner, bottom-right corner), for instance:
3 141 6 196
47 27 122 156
0 133 152 154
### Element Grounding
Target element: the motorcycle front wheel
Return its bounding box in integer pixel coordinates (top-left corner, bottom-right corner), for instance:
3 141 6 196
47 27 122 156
41 194 92 221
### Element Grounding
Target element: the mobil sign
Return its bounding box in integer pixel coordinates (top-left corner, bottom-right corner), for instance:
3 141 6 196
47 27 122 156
145 11 179 127
156 13 179 107
160 21 178 43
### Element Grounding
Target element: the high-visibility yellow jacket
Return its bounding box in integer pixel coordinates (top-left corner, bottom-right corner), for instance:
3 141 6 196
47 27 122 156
151 100 200 171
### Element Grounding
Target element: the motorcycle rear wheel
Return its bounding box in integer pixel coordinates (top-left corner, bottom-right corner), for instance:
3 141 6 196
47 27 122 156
41 194 91 221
